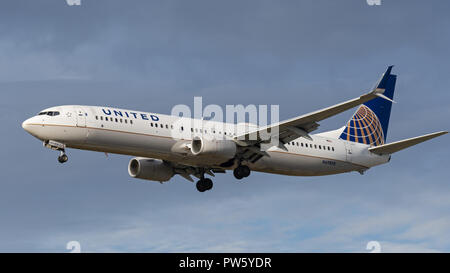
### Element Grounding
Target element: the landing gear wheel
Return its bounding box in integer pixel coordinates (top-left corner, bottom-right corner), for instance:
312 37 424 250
233 168 244 180
241 165 250 178
58 153 68 164
203 178 213 191
233 165 251 180
196 181 206 192
196 178 213 192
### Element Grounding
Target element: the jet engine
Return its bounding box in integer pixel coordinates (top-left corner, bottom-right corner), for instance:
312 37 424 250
128 158 174 182
191 137 237 164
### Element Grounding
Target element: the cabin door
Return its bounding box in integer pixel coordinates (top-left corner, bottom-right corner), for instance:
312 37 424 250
76 108 86 127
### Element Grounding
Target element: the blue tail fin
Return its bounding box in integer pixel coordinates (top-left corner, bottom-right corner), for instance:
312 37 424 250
339 66 397 146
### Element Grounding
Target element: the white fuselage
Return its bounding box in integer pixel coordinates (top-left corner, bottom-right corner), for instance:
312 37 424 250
22 105 390 176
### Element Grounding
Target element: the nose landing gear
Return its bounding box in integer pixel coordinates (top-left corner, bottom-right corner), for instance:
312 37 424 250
43 140 69 164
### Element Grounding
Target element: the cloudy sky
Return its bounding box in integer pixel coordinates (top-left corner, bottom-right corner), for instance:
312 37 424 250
0 0 449 252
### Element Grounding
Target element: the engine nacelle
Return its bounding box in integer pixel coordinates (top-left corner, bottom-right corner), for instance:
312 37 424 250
128 158 174 182
191 137 237 164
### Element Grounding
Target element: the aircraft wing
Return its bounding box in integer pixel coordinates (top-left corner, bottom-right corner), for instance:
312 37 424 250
236 66 395 149
166 159 227 182
368 131 448 155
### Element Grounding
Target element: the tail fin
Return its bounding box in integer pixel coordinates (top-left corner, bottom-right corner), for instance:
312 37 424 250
339 66 397 146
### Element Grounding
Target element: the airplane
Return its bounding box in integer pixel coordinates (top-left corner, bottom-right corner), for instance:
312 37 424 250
22 66 447 192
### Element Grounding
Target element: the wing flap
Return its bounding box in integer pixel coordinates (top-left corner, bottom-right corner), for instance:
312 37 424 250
368 131 447 155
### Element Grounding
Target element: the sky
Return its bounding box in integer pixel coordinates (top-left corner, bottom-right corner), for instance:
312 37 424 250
0 0 449 252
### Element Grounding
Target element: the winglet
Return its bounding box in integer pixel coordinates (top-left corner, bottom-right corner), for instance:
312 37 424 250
375 92 396 103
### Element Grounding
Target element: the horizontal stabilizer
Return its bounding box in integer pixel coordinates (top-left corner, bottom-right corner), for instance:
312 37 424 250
368 131 448 155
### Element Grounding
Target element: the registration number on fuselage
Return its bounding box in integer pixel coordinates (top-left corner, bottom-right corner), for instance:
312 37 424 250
322 160 336 166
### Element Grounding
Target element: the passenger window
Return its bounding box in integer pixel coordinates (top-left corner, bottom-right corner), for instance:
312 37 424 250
171 125 173 129
105 117 108 121
115 118 118 122
100 116 103 121
160 124 163 128
328 147 330 151
301 143 304 147
96 116 98 120
130 120 133 124
181 126 184 131
332 147 335 151
165 125 168 129
150 123 153 127
120 119 123 123
125 119 127 124
319 145 321 149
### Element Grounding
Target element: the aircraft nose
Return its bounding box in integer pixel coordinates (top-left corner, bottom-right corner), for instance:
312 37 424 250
22 118 32 133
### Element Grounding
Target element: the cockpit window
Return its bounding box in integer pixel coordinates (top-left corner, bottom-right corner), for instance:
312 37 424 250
38 111 60 116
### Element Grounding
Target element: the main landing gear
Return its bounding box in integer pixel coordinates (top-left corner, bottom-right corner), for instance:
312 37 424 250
195 165 251 192
233 165 251 180
196 170 213 192
58 150 68 164
196 177 213 192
